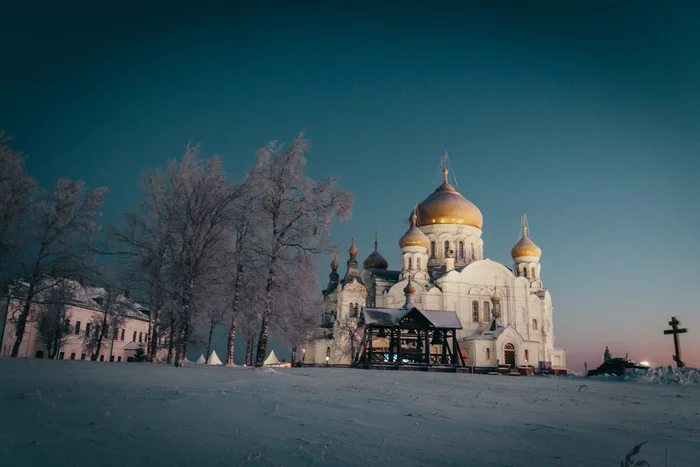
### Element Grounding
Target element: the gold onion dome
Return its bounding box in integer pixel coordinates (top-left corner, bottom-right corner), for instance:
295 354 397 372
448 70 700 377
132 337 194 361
413 167 483 229
399 210 431 249
403 276 416 295
511 225 542 259
330 255 339 270
363 233 389 270
348 237 358 257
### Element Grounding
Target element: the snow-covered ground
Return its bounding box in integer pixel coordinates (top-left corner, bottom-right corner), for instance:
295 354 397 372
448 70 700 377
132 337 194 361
0 359 698 466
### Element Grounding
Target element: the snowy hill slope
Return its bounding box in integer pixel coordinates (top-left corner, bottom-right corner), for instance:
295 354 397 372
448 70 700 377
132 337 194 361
0 359 698 466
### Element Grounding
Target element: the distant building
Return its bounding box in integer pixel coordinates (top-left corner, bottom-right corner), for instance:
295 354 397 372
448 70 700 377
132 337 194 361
0 278 151 362
304 153 567 372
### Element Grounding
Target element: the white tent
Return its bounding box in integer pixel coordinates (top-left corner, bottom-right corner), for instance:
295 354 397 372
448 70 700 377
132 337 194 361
207 349 223 366
263 350 280 366
196 354 206 365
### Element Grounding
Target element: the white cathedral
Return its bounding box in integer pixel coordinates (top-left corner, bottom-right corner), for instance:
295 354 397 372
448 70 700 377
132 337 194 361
304 154 567 372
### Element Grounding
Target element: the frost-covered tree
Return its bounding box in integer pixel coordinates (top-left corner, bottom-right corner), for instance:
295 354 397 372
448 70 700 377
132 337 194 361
35 281 74 359
10 179 107 357
272 254 323 364
82 286 131 361
250 134 352 366
0 132 36 277
142 144 239 367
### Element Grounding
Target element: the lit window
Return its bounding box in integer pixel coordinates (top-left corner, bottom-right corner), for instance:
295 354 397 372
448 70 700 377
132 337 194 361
485 348 491 360
524 349 530 362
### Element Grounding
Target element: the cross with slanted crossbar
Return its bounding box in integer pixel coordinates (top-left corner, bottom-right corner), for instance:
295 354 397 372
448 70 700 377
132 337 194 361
663 316 688 368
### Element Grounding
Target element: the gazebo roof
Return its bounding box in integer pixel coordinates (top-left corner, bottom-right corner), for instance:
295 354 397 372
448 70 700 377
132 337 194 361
362 307 462 330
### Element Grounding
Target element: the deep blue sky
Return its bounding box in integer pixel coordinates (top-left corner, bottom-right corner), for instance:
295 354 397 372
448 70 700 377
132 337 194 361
2 1 698 370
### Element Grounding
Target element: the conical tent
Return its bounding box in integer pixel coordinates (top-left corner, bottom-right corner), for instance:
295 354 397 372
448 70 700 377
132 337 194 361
263 350 280 366
196 354 206 365
207 349 223 365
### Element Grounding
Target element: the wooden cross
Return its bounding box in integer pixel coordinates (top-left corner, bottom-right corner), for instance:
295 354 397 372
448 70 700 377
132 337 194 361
663 316 688 368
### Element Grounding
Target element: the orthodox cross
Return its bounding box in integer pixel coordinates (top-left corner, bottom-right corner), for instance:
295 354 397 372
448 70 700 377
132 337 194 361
663 316 688 368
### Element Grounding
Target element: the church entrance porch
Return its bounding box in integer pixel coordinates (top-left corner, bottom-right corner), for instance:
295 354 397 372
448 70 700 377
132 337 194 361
504 343 516 369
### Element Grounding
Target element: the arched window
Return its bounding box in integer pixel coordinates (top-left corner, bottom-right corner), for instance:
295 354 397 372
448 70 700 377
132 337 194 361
349 303 355 317
532 319 538 331
531 267 536 278
354 304 360 317
483 301 490 322
472 301 479 322
417 258 421 270
430 241 436 258
459 241 464 258
408 258 413 270
523 267 528 278
444 241 450 257
326 346 331 358
485 348 491 360
524 349 530 362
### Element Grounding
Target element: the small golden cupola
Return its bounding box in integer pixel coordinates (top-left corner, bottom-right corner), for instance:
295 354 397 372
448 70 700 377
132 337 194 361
413 151 483 229
399 206 431 250
511 216 542 260
363 232 389 270
348 237 358 258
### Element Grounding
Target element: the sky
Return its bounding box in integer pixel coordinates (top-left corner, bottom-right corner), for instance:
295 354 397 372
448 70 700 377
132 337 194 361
1 1 698 371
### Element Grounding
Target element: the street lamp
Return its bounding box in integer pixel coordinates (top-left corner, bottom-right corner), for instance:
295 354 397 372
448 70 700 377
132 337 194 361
325 355 329 367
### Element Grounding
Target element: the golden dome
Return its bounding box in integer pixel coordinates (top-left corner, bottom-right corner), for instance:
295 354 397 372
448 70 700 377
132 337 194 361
403 275 416 295
330 255 339 270
348 237 358 257
399 210 430 249
413 168 483 228
511 226 542 259
490 295 501 302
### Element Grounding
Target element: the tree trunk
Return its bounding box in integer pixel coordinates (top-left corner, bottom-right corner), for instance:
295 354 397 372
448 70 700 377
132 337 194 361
11 243 47 357
245 331 253 366
166 308 177 364
255 263 276 367
175 280 194 367
225 262 244 365
149 309 160 362
11 283 37 357
205 317 215 362
92 313 108 361
291 344 297 365
225 316 237 366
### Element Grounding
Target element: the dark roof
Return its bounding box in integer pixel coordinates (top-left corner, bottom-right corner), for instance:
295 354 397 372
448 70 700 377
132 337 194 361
365 269 400 281
361 307 462 330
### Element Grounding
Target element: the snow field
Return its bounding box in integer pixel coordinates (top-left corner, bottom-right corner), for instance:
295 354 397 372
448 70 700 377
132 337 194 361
0 359 698 466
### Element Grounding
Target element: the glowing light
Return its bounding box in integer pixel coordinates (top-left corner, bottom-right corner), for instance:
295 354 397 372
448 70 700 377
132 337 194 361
640 360 650 366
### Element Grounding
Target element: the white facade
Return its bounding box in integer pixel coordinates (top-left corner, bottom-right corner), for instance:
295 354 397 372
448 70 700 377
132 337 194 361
0 280 151 362
305 156 566 371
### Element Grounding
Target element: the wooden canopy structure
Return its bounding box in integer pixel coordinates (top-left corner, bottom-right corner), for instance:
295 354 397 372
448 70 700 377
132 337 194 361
355 307 466 371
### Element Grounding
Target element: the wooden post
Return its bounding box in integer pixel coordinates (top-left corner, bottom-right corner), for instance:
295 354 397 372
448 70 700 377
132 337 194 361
441 331 448 364
663 316 688 368
424 329 430 366
388 328 395 363
397 328 402 366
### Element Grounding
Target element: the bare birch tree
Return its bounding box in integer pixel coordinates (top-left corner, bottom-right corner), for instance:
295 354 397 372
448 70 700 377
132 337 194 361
0 132 36 278
10 179 107 357
35 281 74 359
250 134 352 366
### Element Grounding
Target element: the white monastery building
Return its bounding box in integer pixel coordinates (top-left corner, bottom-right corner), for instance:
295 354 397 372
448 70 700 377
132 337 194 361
1 279 151 362
305 153 567 372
